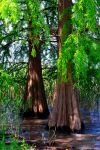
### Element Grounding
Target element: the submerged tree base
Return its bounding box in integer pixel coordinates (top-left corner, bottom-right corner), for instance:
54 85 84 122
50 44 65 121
46 121 85 134
48 83 82 131
22 109 49 119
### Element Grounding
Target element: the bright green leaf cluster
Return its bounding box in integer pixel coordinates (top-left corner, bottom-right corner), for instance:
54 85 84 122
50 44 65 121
31 48 36 58
72 0 97 32
73 48 88 78
58 0 99 83
0 0 19 23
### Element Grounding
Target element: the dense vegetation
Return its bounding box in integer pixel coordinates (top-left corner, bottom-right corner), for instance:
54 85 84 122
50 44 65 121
0 0 100 149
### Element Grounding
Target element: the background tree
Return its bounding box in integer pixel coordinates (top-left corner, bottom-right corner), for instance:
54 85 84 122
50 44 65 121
0 0 50 116
23 0 49 116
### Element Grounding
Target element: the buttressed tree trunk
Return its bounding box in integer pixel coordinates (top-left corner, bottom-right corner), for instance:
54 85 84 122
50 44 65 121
24 19 49 117
48 0 82 131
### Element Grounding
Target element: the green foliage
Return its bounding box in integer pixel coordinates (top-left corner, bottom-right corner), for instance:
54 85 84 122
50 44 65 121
42 65 57 105
0 0 20 23
0 137 29 150
72 0 96 32
0 0 99 106
31 48 36 57
26 0 50 46
7 63 27 86
58 0 99 80
73 47 88 78
0 70 35 149
0 68 22 133
0 0 50 47
0 69 23 101
57 0 100 101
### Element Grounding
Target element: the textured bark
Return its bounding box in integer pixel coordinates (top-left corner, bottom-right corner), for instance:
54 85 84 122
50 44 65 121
49 83 81 130
24 20 49 117
48 0 82 131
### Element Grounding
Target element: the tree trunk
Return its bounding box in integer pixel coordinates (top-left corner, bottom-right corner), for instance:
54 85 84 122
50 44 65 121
24 20 49 117
48 0 82 131
48 69 81 131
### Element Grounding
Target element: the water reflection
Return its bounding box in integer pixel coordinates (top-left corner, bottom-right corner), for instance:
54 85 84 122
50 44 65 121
81 98 100 135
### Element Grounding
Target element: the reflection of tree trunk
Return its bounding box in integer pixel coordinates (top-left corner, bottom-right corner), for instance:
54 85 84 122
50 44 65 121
24 20 49 117
48 0 82 131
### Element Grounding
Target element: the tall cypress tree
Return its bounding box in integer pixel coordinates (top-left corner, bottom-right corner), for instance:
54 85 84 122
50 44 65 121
48 0 99 131
0 0 49 117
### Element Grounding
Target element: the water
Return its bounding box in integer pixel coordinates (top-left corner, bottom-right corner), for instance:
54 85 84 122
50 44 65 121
1 100 100 149
81 101 100 135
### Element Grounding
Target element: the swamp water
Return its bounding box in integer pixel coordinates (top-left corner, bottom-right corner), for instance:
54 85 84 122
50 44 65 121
1 100 100 149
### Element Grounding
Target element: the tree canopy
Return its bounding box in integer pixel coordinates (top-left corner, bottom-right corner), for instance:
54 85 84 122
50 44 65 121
0 0 100 104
